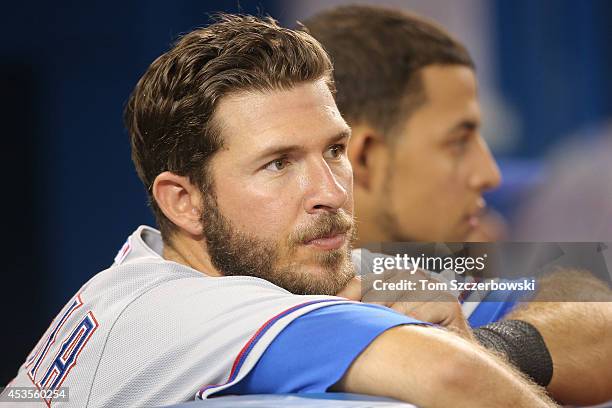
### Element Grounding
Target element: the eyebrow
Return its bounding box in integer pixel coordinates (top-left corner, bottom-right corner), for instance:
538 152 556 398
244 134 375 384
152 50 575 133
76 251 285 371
253 129 351 162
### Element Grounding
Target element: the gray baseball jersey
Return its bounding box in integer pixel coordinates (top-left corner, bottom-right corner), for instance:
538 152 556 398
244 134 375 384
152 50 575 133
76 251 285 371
6 226 353 407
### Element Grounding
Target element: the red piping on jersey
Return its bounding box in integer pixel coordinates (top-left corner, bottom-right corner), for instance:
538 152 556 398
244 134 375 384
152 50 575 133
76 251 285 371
196 298 343 399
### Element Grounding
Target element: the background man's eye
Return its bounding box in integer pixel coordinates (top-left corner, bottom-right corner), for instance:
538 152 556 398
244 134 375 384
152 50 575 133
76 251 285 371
449 135 470 153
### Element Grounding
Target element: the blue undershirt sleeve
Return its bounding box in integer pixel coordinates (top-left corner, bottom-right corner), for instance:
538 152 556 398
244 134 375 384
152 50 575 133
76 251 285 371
218 302 431 395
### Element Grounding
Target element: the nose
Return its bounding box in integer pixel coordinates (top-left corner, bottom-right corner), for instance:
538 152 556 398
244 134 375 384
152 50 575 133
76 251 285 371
468 136 502 192
302 159 349 214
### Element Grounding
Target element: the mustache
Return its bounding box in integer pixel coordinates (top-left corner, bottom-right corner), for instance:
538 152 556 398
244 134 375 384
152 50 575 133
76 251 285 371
289 210 354 245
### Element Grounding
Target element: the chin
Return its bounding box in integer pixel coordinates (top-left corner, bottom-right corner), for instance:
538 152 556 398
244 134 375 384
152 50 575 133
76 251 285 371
451 231 472 242
275 266 352 296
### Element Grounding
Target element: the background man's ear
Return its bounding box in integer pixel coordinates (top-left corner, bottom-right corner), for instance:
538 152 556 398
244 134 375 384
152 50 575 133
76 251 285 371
152 172 203 236
348 127 386 191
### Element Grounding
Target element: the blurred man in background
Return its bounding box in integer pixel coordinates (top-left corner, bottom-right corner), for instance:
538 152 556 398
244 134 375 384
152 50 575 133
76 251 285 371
305 5 612 405
305 5 501 245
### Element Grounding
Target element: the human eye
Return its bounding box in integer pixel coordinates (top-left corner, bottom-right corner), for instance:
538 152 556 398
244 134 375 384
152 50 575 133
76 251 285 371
264 156 291 172
324 143 347 160
448 134 471 155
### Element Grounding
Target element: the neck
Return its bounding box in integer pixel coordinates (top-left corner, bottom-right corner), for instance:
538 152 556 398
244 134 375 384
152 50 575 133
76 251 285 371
162 232 222 277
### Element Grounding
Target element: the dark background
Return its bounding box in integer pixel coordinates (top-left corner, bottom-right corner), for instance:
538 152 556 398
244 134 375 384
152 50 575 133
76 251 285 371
2 0 611 383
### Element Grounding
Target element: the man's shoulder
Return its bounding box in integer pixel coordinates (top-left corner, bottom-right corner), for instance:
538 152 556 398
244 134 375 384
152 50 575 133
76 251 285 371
91 224 206 295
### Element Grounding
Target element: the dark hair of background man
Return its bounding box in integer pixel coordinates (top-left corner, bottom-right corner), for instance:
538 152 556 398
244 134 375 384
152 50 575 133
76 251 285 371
303 5 474 141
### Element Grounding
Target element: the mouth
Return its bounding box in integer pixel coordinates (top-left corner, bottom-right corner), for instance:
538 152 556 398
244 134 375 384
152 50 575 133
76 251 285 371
303 232 347 250
466 214 480 229
465 199 487 229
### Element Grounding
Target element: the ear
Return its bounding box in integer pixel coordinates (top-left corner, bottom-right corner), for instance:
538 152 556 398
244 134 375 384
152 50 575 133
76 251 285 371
347 127 386 191
152 172 203 236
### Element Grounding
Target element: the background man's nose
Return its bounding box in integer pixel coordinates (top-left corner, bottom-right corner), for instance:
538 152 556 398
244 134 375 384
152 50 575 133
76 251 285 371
469 137 502 192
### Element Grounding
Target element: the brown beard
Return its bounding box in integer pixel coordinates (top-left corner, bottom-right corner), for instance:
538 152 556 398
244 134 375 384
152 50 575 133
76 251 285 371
200 190 356 295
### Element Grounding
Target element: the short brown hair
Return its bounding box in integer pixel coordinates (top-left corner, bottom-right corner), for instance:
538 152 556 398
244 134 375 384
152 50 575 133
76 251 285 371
124 13 333 238
303 5 474 140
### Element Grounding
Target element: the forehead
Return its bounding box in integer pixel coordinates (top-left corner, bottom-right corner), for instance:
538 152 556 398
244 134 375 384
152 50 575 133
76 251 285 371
421 64 478 102
213 79 346 152
400 65 480 138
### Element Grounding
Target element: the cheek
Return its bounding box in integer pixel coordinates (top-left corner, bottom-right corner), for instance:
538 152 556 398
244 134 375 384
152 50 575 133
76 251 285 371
215 178 302 237
390 153 461 216
433 158 469 215
422 151 468 194
392 156 441 200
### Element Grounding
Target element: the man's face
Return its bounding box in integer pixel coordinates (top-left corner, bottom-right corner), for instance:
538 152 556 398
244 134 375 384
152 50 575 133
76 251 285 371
381 65 501 242
202 79 355 295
